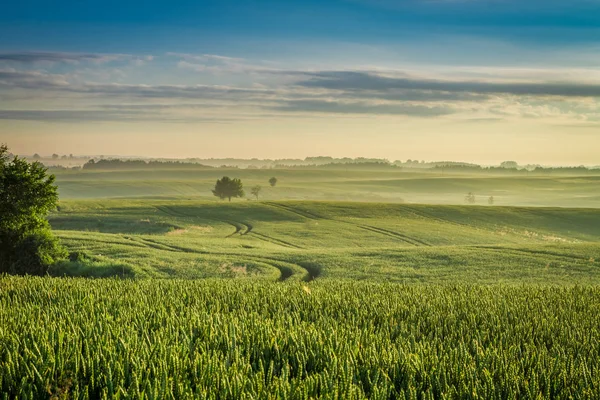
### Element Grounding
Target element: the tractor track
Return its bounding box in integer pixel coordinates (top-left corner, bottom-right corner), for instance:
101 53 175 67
266 202 429 247
473 245 593 264
265 202 323 220
157 205 304 250
250 231 304 249
131 237 311 280
157 205 239 237
356 225 431 246
62 236 149 249
111 211 308 280
401 205 486 232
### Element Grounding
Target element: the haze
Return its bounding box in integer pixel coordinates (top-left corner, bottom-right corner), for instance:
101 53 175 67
2 0 600 165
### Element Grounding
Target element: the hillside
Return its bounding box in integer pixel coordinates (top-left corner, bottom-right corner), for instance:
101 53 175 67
49 200 600 283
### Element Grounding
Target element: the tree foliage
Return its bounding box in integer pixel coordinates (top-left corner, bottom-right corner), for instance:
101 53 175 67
250 185 262 201
465 192 476 204
0 145 67 275
212 176 244 202
269 177 278 187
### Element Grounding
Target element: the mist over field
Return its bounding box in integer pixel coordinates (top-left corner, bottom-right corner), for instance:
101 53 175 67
2 0 600 397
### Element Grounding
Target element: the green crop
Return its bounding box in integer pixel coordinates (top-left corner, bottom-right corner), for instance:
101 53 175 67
1 277 599 399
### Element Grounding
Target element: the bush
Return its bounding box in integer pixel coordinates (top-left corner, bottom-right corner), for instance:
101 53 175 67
0 229 67 275
0 144 67 275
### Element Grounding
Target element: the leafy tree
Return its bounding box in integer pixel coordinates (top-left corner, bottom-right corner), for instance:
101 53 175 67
52 154 59 160
212 176 244 202
500 161 518 169
269 177 278 187
32 153 41 160
0 144 67 275
250 185 262 201
465 192 476 204
488 196 495 205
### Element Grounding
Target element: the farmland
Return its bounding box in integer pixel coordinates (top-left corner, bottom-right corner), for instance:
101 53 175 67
1 278 599 398
48 199 600 284
2 165 600 398
52 166 600 207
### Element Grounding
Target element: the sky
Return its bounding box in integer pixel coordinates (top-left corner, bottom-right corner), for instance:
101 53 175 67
1 0 600 165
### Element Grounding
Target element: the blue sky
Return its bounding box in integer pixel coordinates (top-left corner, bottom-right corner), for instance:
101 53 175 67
3 0 600 54
1 0 600 163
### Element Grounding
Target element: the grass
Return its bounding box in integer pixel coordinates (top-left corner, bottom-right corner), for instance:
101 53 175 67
2 278 599 399
52 166 600 207
4 166 600 398
48 199 600 283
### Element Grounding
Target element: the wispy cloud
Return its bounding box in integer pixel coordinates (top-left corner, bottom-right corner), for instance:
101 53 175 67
0 109 239 123
2 54 600 124
171 53 284 75
271 99 455 116
0 52 153 65
296 71 600 97
0 69 70 89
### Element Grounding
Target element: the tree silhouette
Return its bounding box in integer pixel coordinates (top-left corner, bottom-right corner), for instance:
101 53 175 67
212 176 244 202
251 185 262 201
465 192 476 204
269 177 278 187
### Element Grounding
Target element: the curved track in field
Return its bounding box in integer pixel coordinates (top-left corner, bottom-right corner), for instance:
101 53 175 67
156 206 244 238
116 207 310 280
133 236 311 281
472 245 595 264
265 202 431 247
156 205 303 249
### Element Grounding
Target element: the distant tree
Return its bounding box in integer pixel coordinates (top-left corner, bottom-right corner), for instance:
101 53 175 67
500 161 518 169
465 192 476 204
69 154 74 159
250 185 262 201
61 155 68 160
212 176 244 202
32 153 41 160
488 196 495 205
0 144 67 275
52 154 59 160
269 177 278 187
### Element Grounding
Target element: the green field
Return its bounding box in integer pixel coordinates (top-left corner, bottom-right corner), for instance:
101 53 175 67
48 198 600 284
2 278 599 399
3 165 600 398
53 166 600 207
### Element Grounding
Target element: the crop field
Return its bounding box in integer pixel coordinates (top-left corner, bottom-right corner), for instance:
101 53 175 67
48 198 600 283
52 166 600 207
3 166 600 398
1 278 600 399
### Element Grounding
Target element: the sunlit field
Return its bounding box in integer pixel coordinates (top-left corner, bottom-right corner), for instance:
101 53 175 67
2 278 599 398
3 165 600 397
52 166 600 207
48 198 600 283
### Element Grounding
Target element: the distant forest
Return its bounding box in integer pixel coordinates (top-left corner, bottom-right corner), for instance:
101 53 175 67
37 156 600 174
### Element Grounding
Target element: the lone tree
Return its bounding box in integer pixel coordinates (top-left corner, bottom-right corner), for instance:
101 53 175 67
250 185 262 201
212 176 244 202
488 196 495 205
0 144 67 275
465 192 476 204
269 177 278 187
